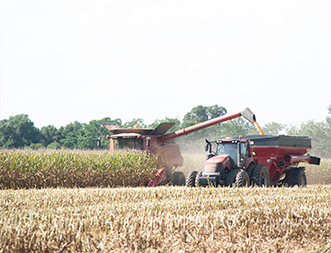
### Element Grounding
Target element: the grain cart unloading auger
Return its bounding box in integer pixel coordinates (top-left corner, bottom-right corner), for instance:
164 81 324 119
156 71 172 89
98 108 257 186
187 134 321 188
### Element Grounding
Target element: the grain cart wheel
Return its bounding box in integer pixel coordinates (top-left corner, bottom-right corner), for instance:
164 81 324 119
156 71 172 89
172 171 186 186
235 170 250 187
251 164 270 187
283 167 307 187
186 171 198 187
226 169 240 187
195 171 203 187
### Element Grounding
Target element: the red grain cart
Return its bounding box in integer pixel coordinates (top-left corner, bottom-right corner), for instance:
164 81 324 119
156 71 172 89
187 135 320 187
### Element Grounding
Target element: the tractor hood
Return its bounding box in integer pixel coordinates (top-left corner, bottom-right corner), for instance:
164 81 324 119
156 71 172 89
203 155 230 174
205 155 230 165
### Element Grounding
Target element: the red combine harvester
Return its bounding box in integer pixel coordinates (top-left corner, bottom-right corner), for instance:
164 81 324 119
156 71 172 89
98 108 257 186
187 135 320 188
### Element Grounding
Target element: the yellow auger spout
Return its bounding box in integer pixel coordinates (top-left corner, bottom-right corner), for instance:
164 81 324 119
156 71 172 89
253 120 264 135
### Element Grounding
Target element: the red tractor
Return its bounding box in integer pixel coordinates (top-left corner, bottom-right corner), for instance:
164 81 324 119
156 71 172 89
187 135 320 187
98 108 257 186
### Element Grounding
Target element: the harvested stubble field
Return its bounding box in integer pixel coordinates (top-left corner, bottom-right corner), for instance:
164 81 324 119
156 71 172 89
1 186 331 252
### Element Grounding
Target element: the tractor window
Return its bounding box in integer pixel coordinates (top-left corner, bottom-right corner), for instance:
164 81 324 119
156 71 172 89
216 143 238 164
240 143 248 159
113 138 143 150
239 142 248 166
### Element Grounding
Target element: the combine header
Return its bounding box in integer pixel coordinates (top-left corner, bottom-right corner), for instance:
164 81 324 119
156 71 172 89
99 108 257 186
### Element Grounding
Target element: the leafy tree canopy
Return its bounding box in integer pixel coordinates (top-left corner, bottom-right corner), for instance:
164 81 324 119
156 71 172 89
123 118 146 129
148 117 181 133
0 114 40 148
183 105 227 123
262 122 285 135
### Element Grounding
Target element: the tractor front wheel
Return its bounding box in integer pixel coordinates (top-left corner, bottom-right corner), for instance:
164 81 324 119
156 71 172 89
226 169 240 187
186 171 198 187
195 171 203 187
235 170 250 187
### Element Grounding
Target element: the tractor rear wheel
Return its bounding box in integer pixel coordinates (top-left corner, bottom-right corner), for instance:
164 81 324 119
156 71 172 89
251 164 270 187
226 169 240 187
195 171 203 187
235 170 250 187
186 171 198 187
172 171 186 186
245 163 255 185
283 167 307 187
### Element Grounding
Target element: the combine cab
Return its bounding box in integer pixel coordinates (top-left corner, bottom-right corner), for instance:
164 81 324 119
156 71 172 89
187 135 320 187
99 108 258 186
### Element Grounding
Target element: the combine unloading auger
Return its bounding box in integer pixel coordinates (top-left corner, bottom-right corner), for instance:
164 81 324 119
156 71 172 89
157 108 258 143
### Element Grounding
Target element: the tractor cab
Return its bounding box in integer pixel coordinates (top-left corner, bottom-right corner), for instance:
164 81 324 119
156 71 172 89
194 138 253 187
205 138 251 169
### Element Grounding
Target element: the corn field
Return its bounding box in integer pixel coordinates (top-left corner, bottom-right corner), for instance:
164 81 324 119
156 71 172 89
1 186 331 252
0 150 156 189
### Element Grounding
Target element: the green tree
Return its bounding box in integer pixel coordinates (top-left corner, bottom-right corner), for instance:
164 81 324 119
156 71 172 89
40 125 59 147
123 118 146 128
59 121 83 149
183 105 227 123
299 120 331 158
47 141 61 149
30 143 44 149
326 105 331 125
79 117 118 149
0 114 41 148
148 117 181 133
220 118 258 138
177 105 227 152
286 125 301 135
263 122 285 135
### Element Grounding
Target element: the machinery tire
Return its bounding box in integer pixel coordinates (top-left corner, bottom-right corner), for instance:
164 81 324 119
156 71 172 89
186 171 198 187
251 164 270 187
226 169 240 187
235 170 250 187
283 168 307 187
245 163 255 185
195 171 203 187
172 171 186 186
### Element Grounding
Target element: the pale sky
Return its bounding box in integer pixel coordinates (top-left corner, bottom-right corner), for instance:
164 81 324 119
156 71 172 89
1 0 330 129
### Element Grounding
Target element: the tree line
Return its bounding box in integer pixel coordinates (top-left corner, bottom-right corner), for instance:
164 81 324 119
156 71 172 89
1 105 331 158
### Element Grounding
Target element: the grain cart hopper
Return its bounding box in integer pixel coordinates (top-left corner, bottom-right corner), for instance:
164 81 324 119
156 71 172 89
98 108 257 186
187 135 320 188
